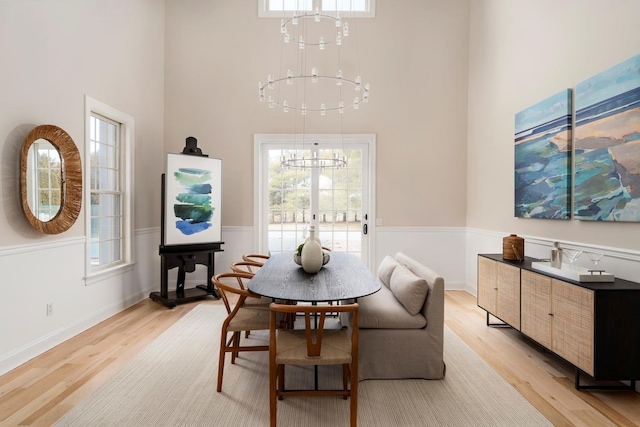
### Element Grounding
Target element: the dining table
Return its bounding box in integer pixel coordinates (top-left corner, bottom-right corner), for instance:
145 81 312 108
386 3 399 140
247 251 381 390
247 252 381 303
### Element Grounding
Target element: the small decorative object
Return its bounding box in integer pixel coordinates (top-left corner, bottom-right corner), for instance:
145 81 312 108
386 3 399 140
502 234 524 261
294 247 330 266
300 226 324 273
563 249 583 270
322 251 330 265
586 252 604 270
550 242 563 268
294 243 304 265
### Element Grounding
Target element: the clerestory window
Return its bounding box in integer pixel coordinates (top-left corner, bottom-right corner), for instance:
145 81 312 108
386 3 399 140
259 0 375 18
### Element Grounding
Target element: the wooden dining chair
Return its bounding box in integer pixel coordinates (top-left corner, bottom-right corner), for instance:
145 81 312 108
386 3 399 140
229 261 296 331
229 260 270 306
268 302 359 427
242 253 270 265
230 260 263 276
212 272 271 392
228 260 271 338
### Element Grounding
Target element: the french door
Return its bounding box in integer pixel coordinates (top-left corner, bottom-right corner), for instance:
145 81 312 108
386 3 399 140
254 134 375 267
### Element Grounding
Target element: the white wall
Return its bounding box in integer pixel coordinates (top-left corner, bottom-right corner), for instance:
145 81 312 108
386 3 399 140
0 0 165 374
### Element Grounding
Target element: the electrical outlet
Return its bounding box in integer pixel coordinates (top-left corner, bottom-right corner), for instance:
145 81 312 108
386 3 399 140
46 303 53 316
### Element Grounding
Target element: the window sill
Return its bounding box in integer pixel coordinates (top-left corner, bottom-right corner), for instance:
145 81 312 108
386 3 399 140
84 262 136 286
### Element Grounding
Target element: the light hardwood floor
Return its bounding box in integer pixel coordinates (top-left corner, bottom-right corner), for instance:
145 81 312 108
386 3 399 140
1 291 639 426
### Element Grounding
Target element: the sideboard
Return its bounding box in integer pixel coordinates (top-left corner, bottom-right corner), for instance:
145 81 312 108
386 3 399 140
477 254 640 390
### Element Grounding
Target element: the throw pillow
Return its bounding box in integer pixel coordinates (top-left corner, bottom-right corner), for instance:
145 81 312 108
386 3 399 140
377 255 400 288
390 264 429 316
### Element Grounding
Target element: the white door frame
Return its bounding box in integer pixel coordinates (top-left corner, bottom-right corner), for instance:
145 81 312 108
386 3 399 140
254 133 376 269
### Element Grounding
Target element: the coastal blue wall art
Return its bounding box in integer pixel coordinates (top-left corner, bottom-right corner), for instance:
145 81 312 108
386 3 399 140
514 89 572 219
574 53 640 221
164 153 222 245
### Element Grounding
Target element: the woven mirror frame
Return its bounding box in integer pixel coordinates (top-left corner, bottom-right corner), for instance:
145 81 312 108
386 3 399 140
20 124 82 234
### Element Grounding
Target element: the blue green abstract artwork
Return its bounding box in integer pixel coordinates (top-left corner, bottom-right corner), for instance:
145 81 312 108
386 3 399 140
164 154 222 245
514 89 572 219
574 53 640 221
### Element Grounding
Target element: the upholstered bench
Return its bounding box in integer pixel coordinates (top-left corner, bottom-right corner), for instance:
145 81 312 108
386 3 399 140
342 252 446 381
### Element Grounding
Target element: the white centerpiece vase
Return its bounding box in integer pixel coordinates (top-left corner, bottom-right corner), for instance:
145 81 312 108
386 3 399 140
301 226 323 273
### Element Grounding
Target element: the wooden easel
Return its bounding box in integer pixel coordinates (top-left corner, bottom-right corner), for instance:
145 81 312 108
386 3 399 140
149 137 224 308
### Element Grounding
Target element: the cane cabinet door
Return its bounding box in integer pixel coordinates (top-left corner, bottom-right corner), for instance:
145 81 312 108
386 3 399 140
551 279 595 376
496 262 521 330
477 256 498 316
521 270 552 349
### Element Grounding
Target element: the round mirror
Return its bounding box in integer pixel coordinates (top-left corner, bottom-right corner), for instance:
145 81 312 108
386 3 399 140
20 125 82 234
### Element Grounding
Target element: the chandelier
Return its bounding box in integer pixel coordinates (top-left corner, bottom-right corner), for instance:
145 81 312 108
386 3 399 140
258 5 370 169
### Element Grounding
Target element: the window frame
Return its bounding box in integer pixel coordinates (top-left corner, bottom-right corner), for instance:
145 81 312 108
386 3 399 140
258 0 375 18
84 95 135 284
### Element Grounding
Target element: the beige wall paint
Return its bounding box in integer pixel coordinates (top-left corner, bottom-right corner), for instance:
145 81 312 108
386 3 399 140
0 0 165 245
164 0 470 227
467 0 640 251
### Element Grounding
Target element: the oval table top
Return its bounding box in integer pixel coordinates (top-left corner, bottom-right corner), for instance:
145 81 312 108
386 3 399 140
247 252 381 302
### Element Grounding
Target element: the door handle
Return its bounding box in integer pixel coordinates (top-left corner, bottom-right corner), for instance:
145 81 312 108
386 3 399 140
363 223 368 235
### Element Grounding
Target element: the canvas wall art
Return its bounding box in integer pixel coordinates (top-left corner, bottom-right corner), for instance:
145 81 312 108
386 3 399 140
164 153 222 245
574 53 640 221
514 89 572 219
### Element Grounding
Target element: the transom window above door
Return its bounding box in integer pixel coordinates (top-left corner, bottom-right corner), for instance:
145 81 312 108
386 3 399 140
259 0 375 18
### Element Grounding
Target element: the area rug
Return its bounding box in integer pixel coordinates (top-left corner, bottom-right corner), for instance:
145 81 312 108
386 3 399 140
54 305 551 426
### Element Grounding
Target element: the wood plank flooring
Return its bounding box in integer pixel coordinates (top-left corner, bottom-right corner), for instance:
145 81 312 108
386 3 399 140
1 291 639 426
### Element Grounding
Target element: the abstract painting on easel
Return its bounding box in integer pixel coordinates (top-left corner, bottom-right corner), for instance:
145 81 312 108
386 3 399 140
574 53 640 221
164 153 222 245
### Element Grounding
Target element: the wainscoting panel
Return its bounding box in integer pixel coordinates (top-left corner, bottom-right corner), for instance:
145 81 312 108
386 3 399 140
0 229 160 376
375 227 468 291
4 225 637 376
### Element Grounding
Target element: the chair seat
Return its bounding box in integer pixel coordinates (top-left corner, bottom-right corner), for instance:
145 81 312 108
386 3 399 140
276 328 352 365
228 307 271 332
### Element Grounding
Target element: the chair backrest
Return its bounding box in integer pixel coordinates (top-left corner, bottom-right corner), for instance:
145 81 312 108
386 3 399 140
230 260 263 276
269 303 359 358
242 254 270 265
212 272 260 314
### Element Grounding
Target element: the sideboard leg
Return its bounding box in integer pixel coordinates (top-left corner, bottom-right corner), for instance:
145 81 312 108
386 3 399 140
575 368 637 391
486 311 510 327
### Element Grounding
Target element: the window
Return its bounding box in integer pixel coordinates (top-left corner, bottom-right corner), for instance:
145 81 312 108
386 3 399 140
85 96 134 282
255 134 376 268
259 0 375 17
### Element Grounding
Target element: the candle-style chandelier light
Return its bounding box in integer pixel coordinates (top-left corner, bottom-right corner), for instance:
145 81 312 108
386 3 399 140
258 4 370 169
